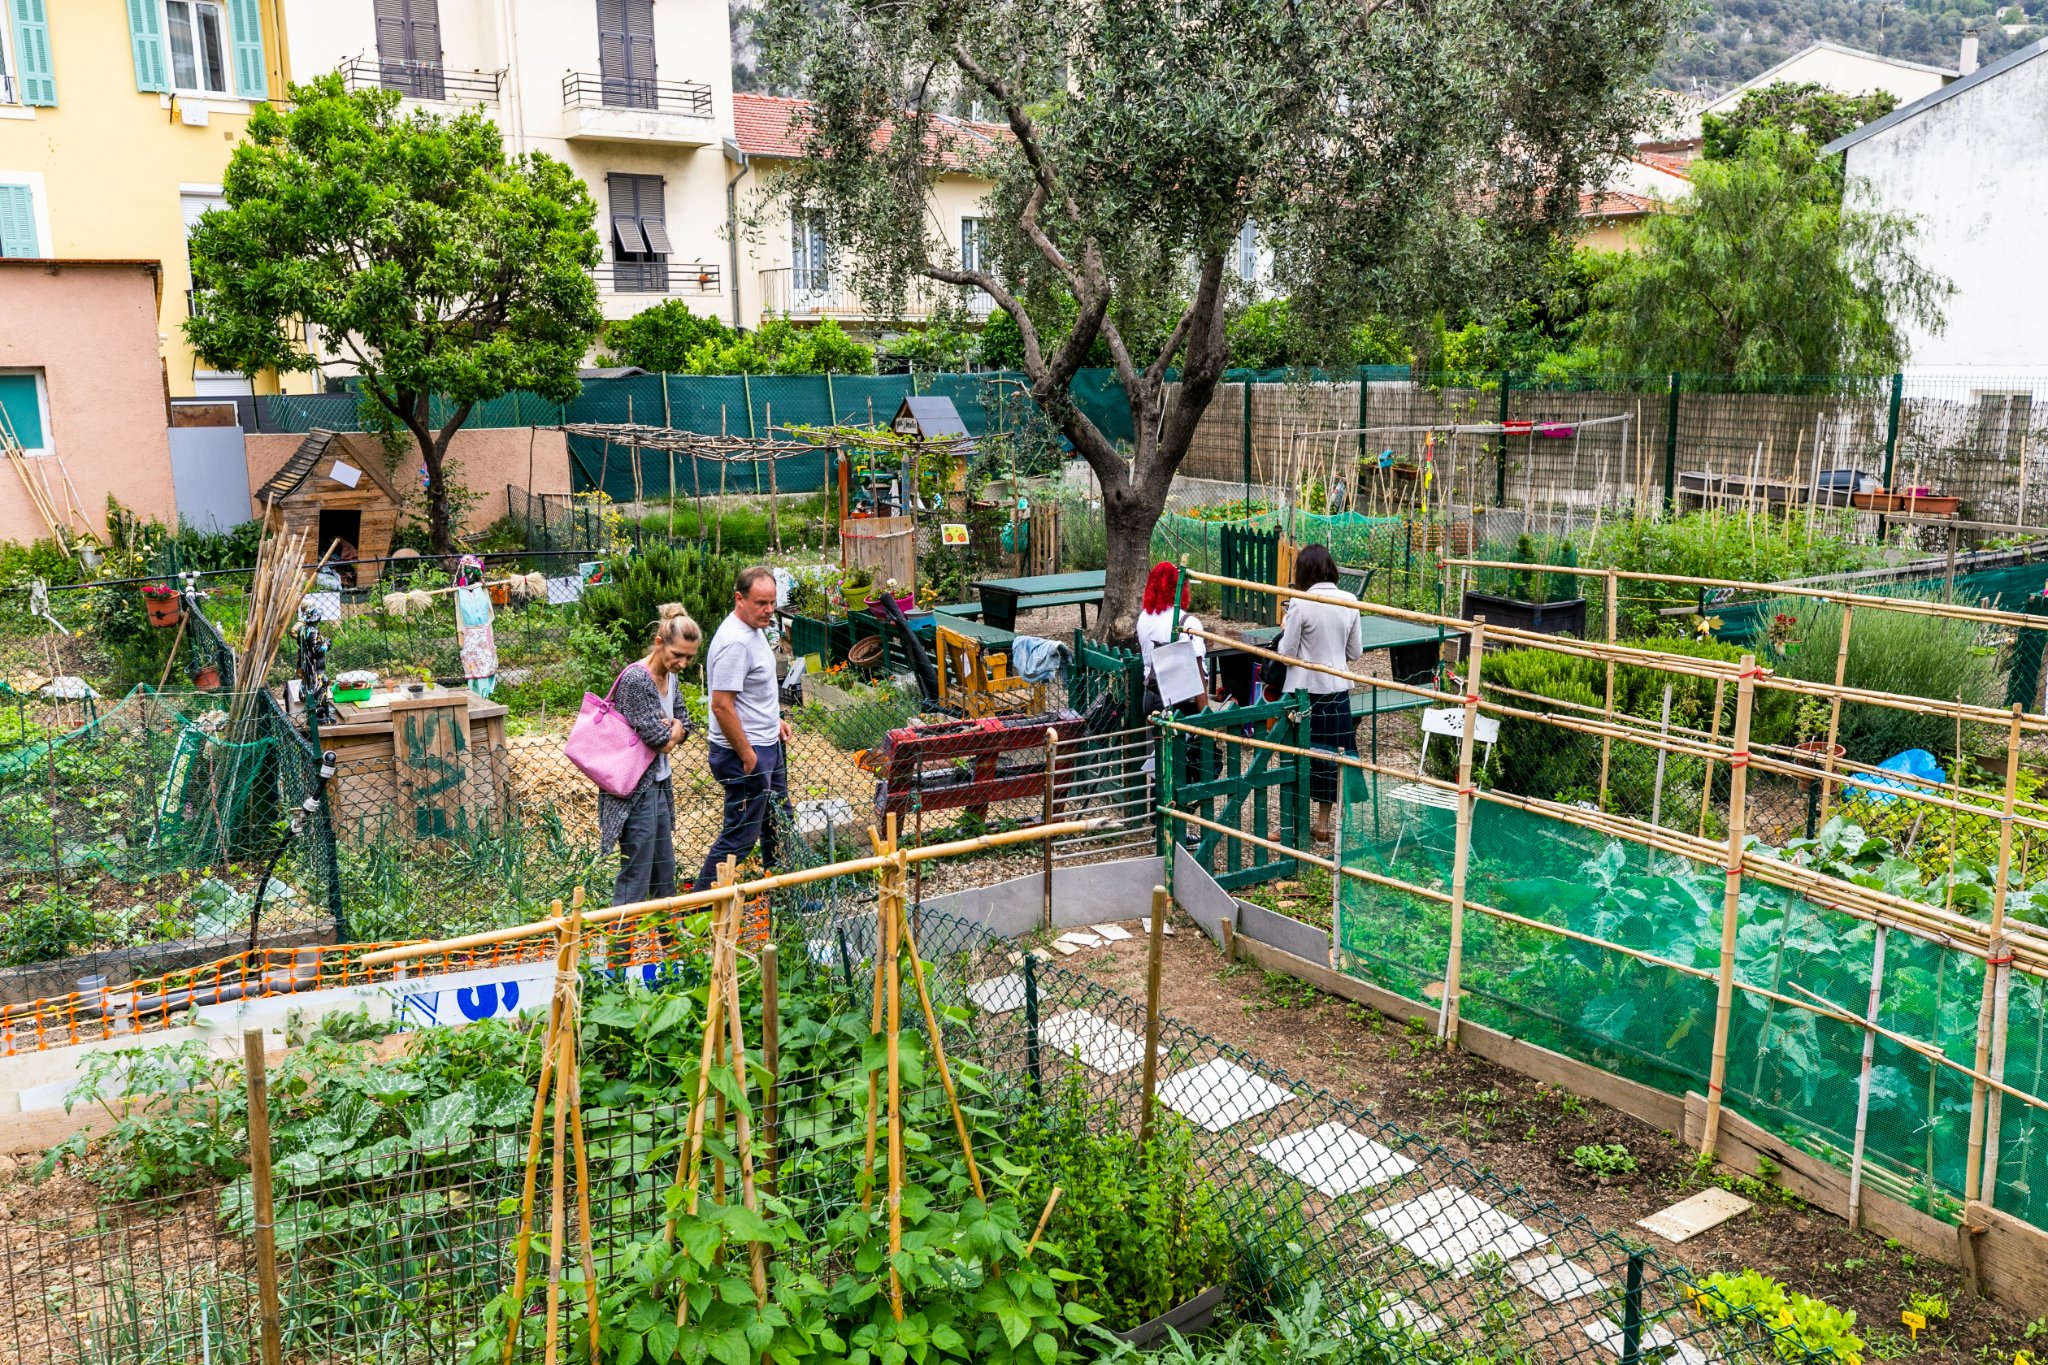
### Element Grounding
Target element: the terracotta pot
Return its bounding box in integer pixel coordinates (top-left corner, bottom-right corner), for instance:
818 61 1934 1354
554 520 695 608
1794 740 1847 789
142 592 183 627
191 665 222 690
488 582 510 607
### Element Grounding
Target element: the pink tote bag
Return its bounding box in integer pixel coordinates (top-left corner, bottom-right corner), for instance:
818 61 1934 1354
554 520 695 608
564 666 659 797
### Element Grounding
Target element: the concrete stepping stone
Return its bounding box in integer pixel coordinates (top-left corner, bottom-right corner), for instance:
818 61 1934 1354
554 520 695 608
1636 1188 1751 1244
966 974 1026 1014
1508 1254 1608 1304
1363 1186 1548 1275
1089 923 1133 941
1055 931 1106 950
1376 1298 1444 1336
1038 1011 1147 1074
1583 1315 1709 1363
1155 1058 1295 1131
1254 1122 1416 1197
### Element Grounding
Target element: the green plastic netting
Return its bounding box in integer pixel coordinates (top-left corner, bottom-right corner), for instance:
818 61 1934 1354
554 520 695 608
1332 767 2044 1226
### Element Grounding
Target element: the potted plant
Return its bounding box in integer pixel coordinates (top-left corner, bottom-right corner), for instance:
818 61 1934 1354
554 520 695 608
1461 534 1587 637
190 660 222 691
1793 695 1843 782
140 583 183 628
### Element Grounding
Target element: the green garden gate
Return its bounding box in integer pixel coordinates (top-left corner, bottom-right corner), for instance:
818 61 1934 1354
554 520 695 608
1164 691 1312 890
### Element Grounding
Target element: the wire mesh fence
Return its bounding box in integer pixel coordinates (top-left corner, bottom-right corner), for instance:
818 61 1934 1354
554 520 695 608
0 901 1846 1365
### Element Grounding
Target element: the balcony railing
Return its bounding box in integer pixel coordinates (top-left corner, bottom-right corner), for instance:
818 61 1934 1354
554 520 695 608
561 72 712 118
759 268 995 322
593 261 722 295
339 55 503 103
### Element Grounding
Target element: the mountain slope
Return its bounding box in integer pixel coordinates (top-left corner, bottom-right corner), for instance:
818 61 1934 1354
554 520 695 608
1658 0 2046 95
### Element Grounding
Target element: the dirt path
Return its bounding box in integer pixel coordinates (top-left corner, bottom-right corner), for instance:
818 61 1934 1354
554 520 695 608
1064 919 2033 1361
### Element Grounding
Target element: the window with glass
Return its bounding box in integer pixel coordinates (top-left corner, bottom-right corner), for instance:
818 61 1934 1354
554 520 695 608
0 16 14 105
375 0 445 99
960 217 985 274
1236 222 1258 283
791 211 829 294
165 0 231 95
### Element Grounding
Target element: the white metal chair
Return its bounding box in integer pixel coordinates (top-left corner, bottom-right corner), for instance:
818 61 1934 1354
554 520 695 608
1382 707 1498 861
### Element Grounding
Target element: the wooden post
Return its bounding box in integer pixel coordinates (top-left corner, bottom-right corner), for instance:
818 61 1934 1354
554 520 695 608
766 402 781 552
1437 620 1486 1043
1041 729 1058 931
1848 923 1889 1231
1599 570 1618 804
1968 705 2027 1205
667 447 676 540
761 941 780 1195
243 1030 284 1365
1138 885 1169 1147
1819 603 1854 818
1700 653 1758 1157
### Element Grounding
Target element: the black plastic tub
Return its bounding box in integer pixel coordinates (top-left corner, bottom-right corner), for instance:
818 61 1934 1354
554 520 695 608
1111 1286 1228 1347
1460 590 1587 638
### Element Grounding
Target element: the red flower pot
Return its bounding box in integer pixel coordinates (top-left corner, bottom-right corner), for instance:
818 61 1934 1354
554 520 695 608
192 664 222 690
141 590 183 627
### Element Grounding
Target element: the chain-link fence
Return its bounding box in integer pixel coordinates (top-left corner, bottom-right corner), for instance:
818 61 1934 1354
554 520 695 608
0 897 1844 1365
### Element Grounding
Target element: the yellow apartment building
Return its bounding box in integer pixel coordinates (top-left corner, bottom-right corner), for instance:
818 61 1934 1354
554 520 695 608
0 0 313 398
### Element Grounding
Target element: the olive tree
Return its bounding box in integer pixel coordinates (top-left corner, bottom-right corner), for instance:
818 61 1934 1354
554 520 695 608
758 0 1678 637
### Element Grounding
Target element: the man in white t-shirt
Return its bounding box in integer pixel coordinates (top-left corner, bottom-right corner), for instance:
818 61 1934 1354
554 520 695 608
693 565 795 890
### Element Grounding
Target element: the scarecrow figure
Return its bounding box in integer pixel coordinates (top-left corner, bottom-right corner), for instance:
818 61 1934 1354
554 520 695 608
454 554 499 697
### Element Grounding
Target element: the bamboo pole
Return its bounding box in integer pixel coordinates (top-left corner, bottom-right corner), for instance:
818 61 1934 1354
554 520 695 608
666 867 732 1252
1599 570 1619 804
1848 923 1890 1231
1701 654 1758 1157
717 890 770 1304
1438 621 1487 1043
883 846 906 1321
762 942 780 1194
766 403 781 551
360 820 1104 967
503 904 569 1365
1819 604 1854 817
1649 683 1674 829
1969 706 2027 1206
244 1030 284 1365
861 823 894 1213
1042 729 1058 931
1697 678 1727 839
1138 885 1169 1147
543 934 574 1365
897 855 987 1203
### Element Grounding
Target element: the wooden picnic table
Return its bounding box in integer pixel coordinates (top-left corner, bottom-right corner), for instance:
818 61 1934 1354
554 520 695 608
971 569 1107 632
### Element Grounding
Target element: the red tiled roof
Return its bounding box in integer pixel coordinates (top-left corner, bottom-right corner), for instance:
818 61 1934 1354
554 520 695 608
731 92 1006 172
1579 190 1660 219
1632 149 1694 179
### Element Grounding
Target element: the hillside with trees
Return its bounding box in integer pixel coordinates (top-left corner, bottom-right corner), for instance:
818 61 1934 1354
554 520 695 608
1660 0 2046 95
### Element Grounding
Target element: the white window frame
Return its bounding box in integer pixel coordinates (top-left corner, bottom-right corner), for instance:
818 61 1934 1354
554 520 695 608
1235 222 1259 283
163 0 235 98
0 12 16 107
960 216 984 274
790 209 829 296
0 368 55 459
0 171 52 257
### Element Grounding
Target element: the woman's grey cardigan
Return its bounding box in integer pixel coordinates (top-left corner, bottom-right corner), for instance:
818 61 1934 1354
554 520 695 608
596 662 684 856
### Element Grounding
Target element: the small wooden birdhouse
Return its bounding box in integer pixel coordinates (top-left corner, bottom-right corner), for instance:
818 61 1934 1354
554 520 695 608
253 429 405 585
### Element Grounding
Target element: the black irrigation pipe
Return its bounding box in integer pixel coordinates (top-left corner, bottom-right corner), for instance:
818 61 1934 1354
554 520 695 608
1 549 608 603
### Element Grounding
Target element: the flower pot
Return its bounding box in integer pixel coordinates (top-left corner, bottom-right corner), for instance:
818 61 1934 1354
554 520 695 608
1110 1287 1228 1348
487 582 511 607
191 665 222 691
1794 740 1847 788
142 590 183 627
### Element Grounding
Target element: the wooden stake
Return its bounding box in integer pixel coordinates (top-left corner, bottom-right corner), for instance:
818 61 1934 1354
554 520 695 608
503 902 568 1365
762 941 780 1195
1437 621 1487 1043
1024 1187 1063 1258
1697 677 1727 839
1701 654 1758 1157
1138 885 1170 1146
1041 729 1058 931
1848 923 1889 1231
884 846 906 1321
718 890 770 1304
244 1030 284 1365
1599 570 1618 804
897 854 987 1202
1970 705 2027 1205
766 402 781 552
1819 602 1853 817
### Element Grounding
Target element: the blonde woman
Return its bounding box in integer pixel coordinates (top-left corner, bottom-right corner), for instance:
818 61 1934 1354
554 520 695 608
600 604 702 905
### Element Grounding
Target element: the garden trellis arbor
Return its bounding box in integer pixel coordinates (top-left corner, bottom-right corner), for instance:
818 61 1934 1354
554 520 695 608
557 421 832 551
1165 568 2048 1258
1278 413 1637 523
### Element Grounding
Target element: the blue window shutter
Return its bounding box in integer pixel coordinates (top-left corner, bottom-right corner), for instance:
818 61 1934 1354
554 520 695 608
123 0 168 93
9 0 56 106
225 0 266 99
0 185 37 258
0 374 45 448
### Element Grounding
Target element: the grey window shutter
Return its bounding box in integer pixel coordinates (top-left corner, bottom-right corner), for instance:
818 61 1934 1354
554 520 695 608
123 0 168 94
638 177 672 255
622 0 655 85
596 0 628 101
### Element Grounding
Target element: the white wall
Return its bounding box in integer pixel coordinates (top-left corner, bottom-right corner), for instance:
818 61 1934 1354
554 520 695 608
1843 52 2048 368
1700 45 1954 119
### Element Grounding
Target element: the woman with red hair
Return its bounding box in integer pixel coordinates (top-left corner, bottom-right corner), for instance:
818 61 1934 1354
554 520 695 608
1136 561 1208 713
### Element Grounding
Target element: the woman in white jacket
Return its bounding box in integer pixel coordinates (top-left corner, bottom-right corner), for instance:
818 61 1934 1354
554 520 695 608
1275 544 1362 843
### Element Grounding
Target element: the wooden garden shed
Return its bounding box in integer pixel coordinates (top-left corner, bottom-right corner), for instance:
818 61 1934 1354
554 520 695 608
253 429 404 585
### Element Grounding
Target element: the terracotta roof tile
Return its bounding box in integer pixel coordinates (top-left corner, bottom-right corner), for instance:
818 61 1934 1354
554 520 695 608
731 92 1005 171
1579 190 1660 219
1632 149 1693 179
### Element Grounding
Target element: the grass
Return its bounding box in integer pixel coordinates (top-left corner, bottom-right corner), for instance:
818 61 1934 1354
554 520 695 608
634 493 838 555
